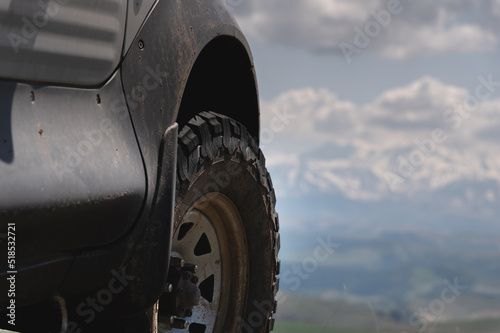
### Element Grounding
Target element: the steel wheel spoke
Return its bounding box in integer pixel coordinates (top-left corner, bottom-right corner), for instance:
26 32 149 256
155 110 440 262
173 211 206 254
165 193 249 332
189 298 216 330
196 250 220 279
169 209 221 330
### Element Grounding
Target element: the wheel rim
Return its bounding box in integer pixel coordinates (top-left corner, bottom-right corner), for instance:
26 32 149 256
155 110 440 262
161 193 249 332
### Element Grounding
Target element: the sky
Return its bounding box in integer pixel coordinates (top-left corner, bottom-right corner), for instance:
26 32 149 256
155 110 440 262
232 0 500 234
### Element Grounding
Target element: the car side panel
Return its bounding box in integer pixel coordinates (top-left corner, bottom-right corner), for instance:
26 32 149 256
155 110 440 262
0 0 257 318
77 0 259 315
0 71 146 263
43 0 258 317
0 0 126 86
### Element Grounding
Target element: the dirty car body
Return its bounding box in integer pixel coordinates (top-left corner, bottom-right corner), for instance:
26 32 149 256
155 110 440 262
0 0 262 329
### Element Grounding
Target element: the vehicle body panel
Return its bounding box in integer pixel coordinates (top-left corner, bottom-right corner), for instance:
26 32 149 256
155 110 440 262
0 71 146 262
0 0 127 86
0 0 260 322
123 0 157 56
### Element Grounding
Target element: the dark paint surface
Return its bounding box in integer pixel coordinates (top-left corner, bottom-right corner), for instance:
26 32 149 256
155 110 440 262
0 0 259 321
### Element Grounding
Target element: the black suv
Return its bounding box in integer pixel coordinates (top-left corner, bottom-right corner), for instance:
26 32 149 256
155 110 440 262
0 1 280 332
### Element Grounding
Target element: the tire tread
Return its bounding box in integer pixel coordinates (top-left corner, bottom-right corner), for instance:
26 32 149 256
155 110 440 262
177 111 280 332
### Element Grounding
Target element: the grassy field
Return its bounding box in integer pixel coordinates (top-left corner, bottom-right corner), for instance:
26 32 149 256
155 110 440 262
274 320 500 333
274 292 500 333
273 321 367 333
434 318 500 333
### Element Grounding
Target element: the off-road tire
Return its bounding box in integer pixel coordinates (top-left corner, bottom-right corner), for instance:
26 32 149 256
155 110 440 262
173 111 280 332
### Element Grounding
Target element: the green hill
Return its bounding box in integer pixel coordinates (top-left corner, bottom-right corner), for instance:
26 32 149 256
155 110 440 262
274 292 500 333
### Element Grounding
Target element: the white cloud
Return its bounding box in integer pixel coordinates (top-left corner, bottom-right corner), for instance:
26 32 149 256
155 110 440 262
261 76 500 201
234 0 499 60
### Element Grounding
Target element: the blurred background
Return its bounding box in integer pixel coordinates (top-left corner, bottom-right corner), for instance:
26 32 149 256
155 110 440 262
231 1 500 332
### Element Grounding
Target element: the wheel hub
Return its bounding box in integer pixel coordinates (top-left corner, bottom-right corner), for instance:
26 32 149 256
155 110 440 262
163 256 201 319
158 193 249 332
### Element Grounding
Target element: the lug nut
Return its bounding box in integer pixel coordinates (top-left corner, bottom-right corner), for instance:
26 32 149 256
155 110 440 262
184 263 198 273
170 256 184 268
170 316 189 329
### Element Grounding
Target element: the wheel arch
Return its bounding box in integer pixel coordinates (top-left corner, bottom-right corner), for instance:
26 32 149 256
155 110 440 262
114 1 263 318
176 35 260 143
